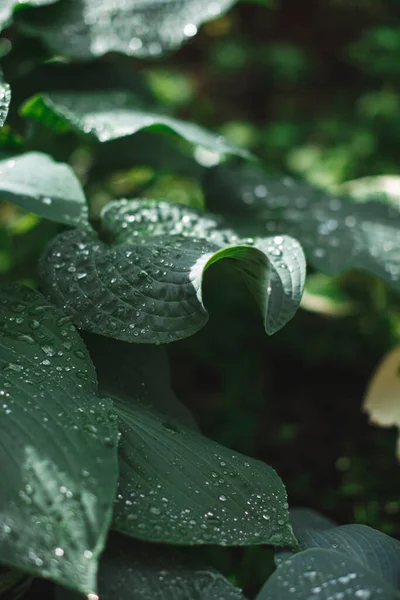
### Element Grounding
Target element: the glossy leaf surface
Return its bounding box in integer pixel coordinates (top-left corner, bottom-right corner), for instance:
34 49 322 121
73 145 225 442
39 199 306 343
0 284 119 595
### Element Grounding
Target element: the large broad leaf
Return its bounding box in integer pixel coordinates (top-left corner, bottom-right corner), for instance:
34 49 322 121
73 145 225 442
87 335 296 547
39 199 306 344
56 534 247 600
286 508 400 589
0 0 58 31
113 391 295 547
257 548 400 600
0 284 119 595
0 74 11 128
22 91 250 158
0 152 90 228
20 0 238 60
204 164 400 292
261 509 400 600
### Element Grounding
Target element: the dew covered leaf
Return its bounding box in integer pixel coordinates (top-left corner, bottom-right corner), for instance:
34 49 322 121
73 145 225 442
39 199 306 344
56 534 247 600
281 508 400 589
20 0 238 60
85 336 295 548
84 332 198 430
22 91 250 158
0 72 11 128
0 152 90 228
85 335 291 547
113 400 295 546
256 548 400 600
204 164 400 291
0 284 119 595
0 0 58 32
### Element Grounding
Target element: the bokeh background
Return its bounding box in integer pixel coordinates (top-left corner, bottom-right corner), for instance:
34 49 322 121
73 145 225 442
1 0 400 597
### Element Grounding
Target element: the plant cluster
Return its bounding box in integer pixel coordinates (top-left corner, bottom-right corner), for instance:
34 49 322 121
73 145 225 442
0 1 399 599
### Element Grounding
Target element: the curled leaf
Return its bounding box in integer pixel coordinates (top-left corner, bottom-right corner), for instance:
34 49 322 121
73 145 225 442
39 199 306 343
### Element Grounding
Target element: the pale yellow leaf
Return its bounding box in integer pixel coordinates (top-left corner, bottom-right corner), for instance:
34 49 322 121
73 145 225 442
364 346 400 462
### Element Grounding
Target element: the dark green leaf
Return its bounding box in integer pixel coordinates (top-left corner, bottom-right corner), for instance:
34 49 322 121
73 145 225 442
56 534 247 600
0 0 58 31
114 403 294 546
0 284 119 594
0 152 90 228
22 91 250 158
84 332 198 430
39 199 306 343
257 548 400 600
204 164 400 292
285 508 400 590
20 0 238 59
91 336 295 547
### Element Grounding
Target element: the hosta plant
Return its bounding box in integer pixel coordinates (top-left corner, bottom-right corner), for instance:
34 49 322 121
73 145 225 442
0 1 399 599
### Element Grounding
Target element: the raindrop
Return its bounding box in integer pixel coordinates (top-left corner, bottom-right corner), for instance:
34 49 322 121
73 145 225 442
355 590 371 600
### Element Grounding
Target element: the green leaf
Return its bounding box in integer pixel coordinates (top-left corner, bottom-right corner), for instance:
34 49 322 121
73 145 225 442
22 91 250 158
257 548 400 600
0 0 58 31
0 152 90 228
0 284 119 595
83 332 198 430
285 508 400 589
0 76 11 128
85 334 295 547
113 392 295 547
39 199 306 344
20 0 238 60
204 164 400 292
56 534 247 600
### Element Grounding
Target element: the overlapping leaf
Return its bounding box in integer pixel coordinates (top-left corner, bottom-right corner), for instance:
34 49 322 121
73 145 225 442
0 152 90 228
288 508 400 588
20 0 238 59
22 90 249 158
257 509 400 600
56 534 247 600
0 284 119 595
85 334 295 547
0 0 58 32
204 164 400 292
39 199 306 344
257 548 400 600
0 70 11 128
